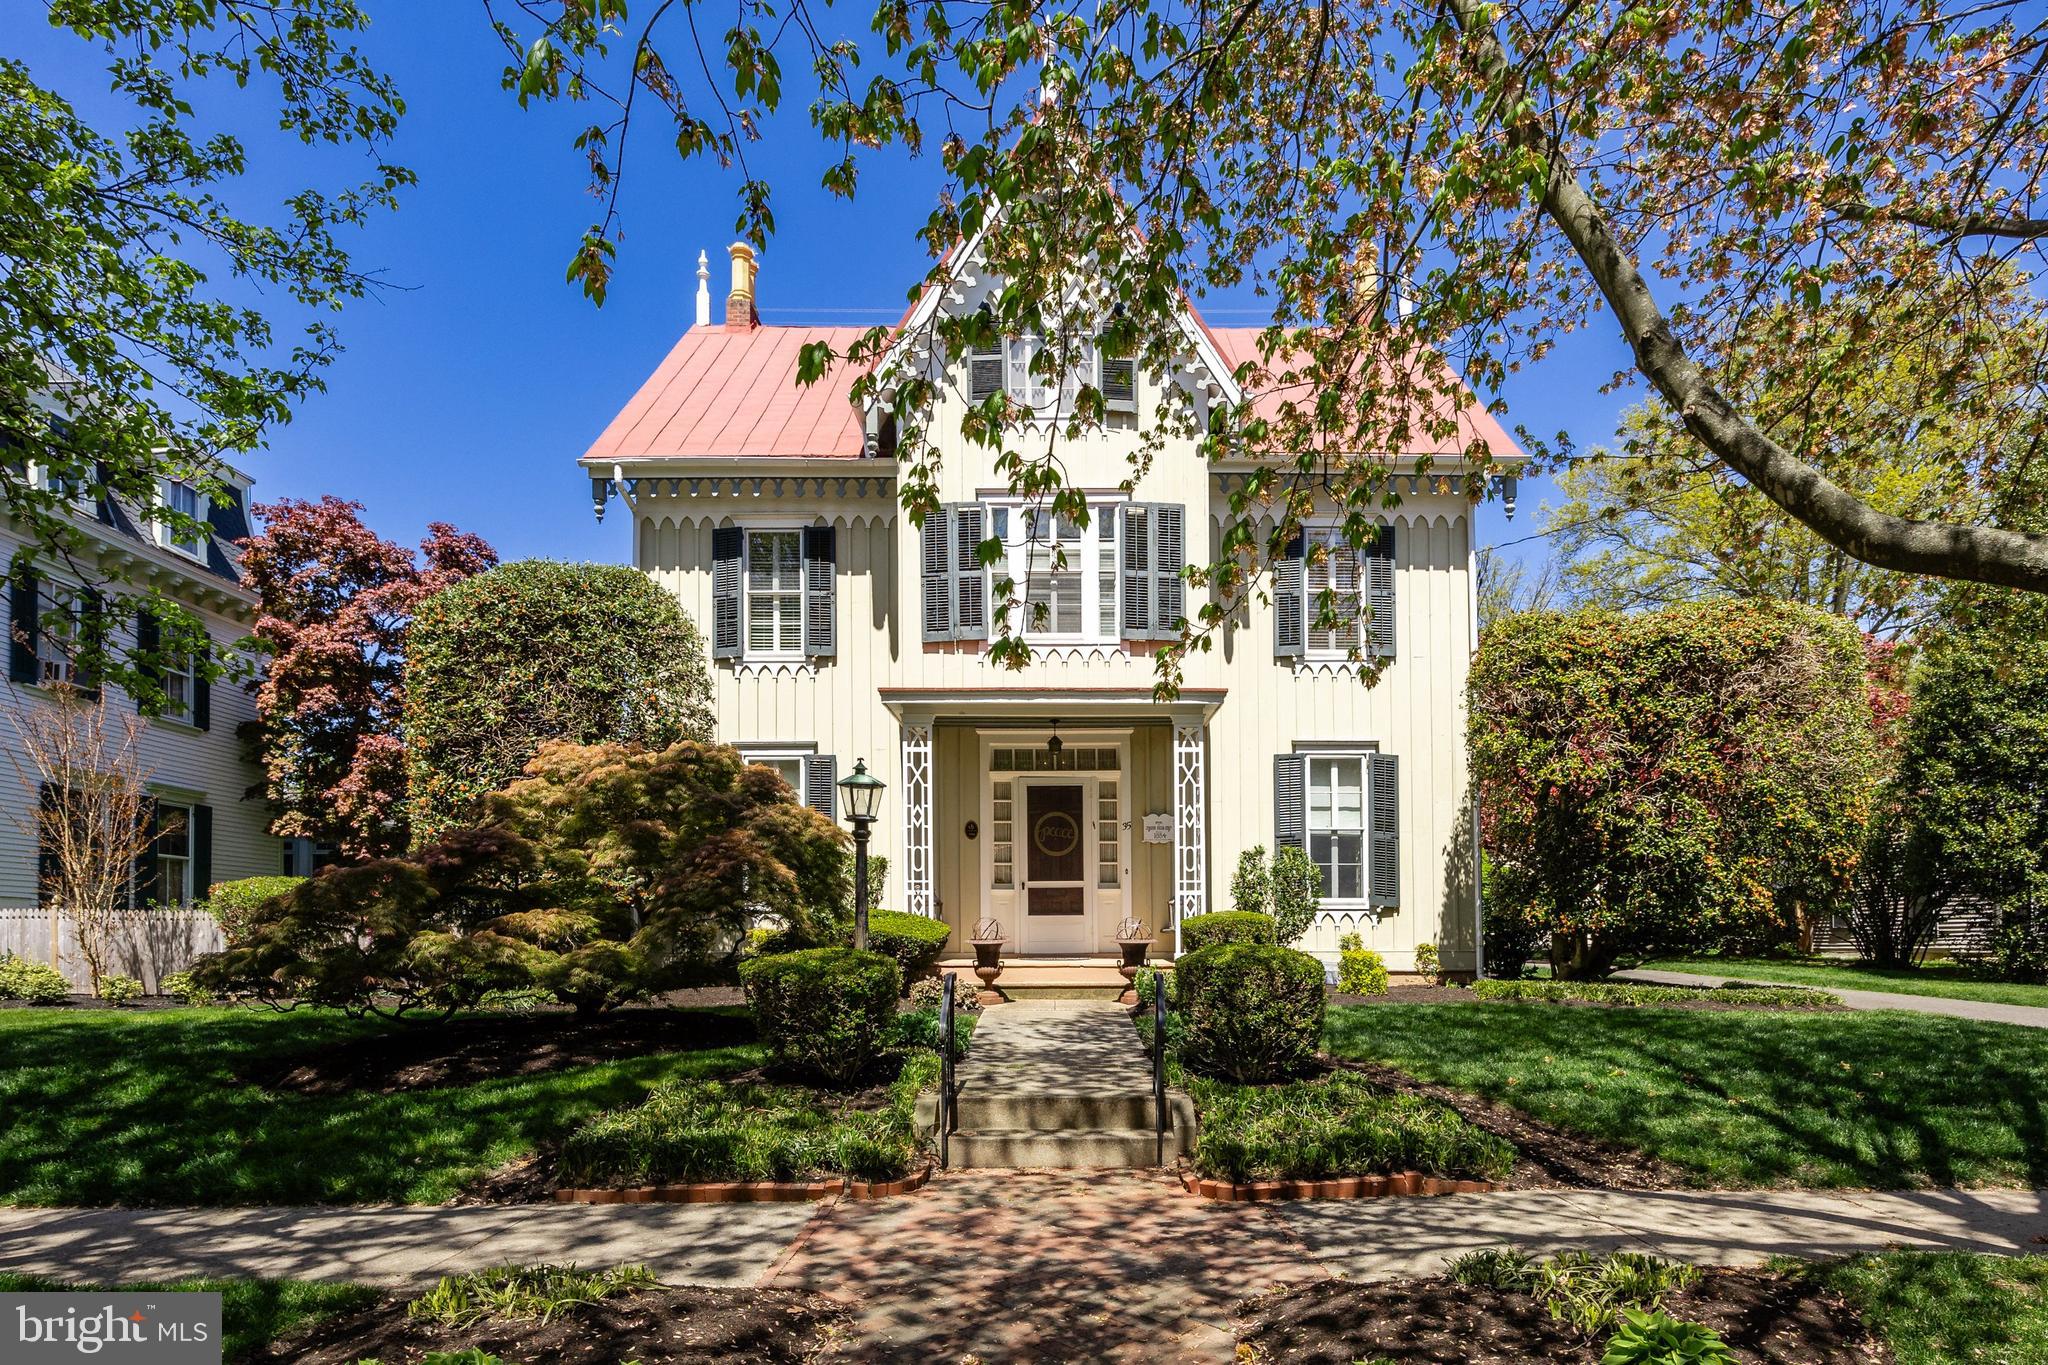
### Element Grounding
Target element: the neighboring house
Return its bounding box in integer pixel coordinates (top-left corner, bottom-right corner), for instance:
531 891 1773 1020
1 429 290 917
579 243 1519 973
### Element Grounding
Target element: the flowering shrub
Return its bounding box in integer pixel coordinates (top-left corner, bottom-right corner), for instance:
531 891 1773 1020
1470 602 1878 978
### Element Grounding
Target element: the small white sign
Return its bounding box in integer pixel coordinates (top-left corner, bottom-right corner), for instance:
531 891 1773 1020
1142 813 1173 844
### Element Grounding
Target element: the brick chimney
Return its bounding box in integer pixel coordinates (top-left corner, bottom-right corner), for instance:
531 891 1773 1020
725 242 758 328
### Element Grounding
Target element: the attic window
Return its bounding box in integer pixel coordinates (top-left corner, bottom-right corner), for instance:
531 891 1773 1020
158 479 205 558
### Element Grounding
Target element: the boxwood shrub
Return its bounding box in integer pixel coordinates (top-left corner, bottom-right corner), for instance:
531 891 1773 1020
740 947 900 1085
1179 910 1277 953
199 876 305 946
0 952 70 1004
865 911 951 991
1175 943 1325 1082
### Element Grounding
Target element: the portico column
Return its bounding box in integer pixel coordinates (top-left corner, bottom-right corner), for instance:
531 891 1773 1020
901 721 935 917
1172 720 1207 935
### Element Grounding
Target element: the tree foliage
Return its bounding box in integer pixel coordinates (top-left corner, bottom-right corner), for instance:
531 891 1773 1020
191 740 851 1016
1471 601 1880 978
494 0 2048 661
404 560 716 846
2 4 409 690
240 497 496 861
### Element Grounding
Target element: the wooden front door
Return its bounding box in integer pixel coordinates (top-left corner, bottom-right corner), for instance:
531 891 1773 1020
1022 781 1089 953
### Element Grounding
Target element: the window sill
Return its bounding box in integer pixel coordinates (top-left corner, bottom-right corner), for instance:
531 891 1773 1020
149 714 204 735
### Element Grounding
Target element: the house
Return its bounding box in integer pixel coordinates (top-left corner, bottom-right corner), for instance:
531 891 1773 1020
579 243 1519 973
1 415 291 926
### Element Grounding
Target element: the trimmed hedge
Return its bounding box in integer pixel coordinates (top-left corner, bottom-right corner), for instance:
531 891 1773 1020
1471 979 1838 1008
1179 911 1278 953
740 947 900 1085
865 911 951 991
1188 1073 1515 1183
200 876 305 946
1338 948 1390 997
1175 943 1325 1082
0 953 70 1004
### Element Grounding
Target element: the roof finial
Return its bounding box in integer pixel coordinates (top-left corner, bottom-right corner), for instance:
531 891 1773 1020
694 249 711 328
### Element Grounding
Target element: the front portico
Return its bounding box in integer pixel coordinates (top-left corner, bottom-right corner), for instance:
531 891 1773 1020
883 688 1222 956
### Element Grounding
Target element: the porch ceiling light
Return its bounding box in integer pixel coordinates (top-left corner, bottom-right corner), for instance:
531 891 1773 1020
837 758 886 823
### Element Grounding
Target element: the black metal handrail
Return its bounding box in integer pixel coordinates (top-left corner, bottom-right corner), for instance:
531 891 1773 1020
1151 966 1168 1166
938 970 957 1170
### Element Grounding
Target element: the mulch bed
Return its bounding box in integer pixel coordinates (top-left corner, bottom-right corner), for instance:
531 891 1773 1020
245 1285 848 1364
240 1008 757 1097
1329 1057 1691 1191
1235 1268 1883 1364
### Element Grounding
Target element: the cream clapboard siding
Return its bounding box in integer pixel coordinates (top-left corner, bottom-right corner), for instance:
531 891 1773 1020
631 362 1479 971
0 520 283 908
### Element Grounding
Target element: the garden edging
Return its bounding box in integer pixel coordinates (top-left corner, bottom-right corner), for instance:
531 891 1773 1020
1181 1170 1497 1202
553 1162 935 1205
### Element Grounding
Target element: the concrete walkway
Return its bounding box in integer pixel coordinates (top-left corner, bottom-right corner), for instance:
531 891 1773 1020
3 1181 2044 1360
1617 967 2048 1029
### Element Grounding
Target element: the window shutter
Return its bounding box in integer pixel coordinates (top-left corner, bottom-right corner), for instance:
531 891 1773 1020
191 803 214 904
77 589 104 701
1100 355 1137 414
37 783 60 907
711 526 743 659
134 609 162 713
1368 525 1397 660
921 509 954 641
1274 533 1305 658
8 570 37 684
131 796 161 909
1119 504 1151 637
1368 753 1400 908
193 633 212 732
802 754 838 818
1151 503 1185 639
951 503 988 640
1273 754 1306 850
802 525 836 658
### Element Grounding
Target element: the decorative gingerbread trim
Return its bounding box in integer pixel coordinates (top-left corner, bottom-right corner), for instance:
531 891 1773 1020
1180 1170 1497 1202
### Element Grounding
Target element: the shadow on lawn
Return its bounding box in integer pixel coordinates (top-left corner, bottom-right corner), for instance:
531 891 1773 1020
0 1008 765 1206
1325 1004 2048 1189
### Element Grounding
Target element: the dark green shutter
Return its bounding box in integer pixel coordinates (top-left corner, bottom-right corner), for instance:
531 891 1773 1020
36 783 60 906
920 508 954 641
802 526 836 658
1274 754 1306 850
135 610 163 714
190 804 214 905
1274 533 1305 658
1368 526 1397 660
8 570 38 684
711 526 742 659
951 503 988 640
1368 754 1400 908
802 754 838 818
192 633 212 731
76 589 104 700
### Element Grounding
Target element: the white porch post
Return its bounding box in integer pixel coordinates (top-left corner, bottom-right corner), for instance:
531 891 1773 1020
1172 720 1207 934
901 721 935 917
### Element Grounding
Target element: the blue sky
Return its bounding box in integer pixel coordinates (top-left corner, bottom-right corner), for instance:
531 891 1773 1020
25 7 1639 568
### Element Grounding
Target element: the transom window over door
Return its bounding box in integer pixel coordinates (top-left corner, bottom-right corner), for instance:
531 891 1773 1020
1307 755 1367 902
745 530 803 658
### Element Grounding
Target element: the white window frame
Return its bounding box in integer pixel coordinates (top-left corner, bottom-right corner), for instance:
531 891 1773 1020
146 800 195 909
738 746 812 795
29 460 91 508
156 478 207 559
1305 751 1373 909
741 527 806 662
1302 525 1365 662
161 648 197 722
991 499 1123 645
36 580 82 687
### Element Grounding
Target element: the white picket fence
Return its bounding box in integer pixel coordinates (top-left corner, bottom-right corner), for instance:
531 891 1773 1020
0 907 224 992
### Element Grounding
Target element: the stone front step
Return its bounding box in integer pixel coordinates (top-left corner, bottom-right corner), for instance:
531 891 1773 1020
946 1126 1185 1170
952 1088 1155 1132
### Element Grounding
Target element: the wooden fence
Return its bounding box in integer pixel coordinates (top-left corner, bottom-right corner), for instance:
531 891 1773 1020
0 907 224 991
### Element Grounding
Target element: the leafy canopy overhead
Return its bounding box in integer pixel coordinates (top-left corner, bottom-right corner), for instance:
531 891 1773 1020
497 0 2048 690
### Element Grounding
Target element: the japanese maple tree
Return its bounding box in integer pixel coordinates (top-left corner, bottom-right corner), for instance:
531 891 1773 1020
240 496 496 861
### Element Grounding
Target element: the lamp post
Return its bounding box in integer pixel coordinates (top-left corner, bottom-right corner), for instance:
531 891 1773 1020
837 758 886 951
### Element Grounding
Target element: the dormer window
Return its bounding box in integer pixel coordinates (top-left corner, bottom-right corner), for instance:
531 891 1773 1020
158 479 205 558
965 326 1138 419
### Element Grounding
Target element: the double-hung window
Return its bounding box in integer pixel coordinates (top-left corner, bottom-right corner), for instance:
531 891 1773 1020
163 650 196 721
993 503 1121 644
1303 526 1364 660
1306 754 1368 903
744 530 804 660
36 582 80 686
153 803 194 907
159 479 205 557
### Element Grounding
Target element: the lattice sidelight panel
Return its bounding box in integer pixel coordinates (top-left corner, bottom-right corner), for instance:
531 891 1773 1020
1172 723 1207 930
901 724 935 917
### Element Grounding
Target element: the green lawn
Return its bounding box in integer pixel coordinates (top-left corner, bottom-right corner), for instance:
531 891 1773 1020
0 1007 764 1206
1326 1003 2048 1188
1642 955 2048 1009
0 1274 379 1361
1800 1253 2048 1364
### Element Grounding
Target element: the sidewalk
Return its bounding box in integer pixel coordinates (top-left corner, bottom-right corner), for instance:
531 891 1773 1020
1616 967 2048 1029
3 1179 2043 1361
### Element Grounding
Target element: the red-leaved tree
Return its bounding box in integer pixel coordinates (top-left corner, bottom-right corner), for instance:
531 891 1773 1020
240 497 496 860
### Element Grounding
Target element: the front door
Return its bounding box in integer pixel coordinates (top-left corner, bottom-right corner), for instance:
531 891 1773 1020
1022 781 1089 953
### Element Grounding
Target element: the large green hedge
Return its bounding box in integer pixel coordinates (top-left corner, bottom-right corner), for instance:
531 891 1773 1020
1179 911 1277 953
1470 601 1879 979
403 560 715 844
741 947 900 1086
865 910 950 990
1174 943 1325 1082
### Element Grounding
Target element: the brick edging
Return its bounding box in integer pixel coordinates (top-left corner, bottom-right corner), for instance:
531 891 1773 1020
1181 1171 1497 1202
554 1163 934 1205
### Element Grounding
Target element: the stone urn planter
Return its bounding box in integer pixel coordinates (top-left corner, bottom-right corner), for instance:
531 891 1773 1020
970 918 1006 1002
1114 918 1154 1004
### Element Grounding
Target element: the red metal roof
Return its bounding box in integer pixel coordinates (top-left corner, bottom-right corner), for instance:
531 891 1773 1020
582 320 1521 463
